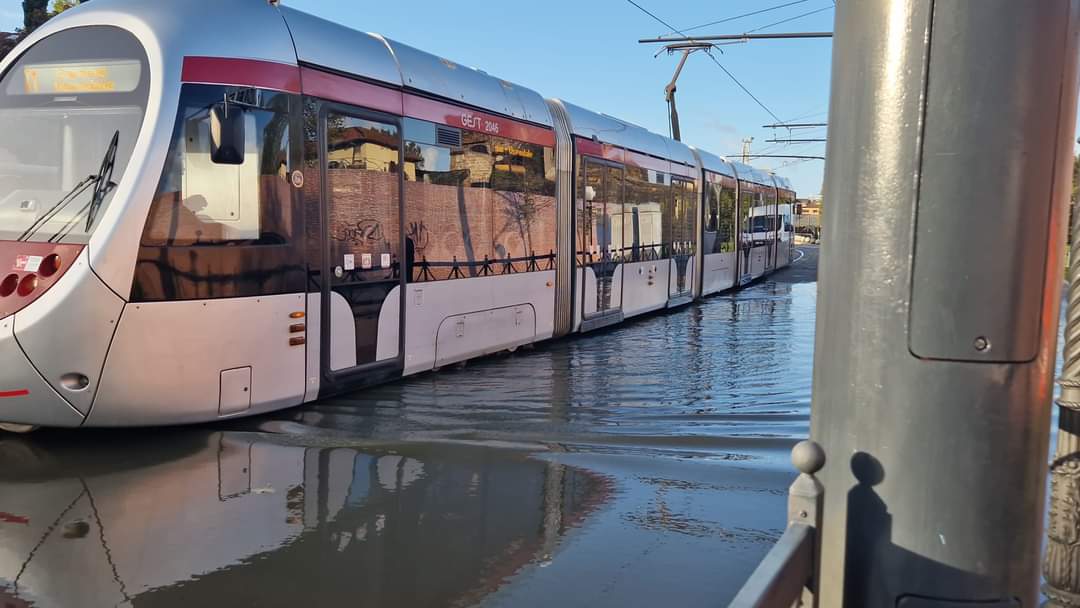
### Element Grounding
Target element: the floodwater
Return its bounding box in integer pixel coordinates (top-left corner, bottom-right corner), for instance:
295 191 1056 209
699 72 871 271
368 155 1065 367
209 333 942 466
0 247 819 608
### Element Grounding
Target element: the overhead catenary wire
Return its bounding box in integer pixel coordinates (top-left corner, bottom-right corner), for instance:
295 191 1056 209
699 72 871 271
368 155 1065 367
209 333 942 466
673 0 812 35
626 0 785 124
703 51 783 124
747 5 836 33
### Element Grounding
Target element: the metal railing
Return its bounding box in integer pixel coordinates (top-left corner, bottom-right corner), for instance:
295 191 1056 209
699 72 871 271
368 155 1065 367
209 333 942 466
730 440 824 608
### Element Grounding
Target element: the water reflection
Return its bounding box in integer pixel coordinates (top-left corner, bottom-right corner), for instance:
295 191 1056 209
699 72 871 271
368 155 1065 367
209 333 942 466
0 249 820 607
266 254 815 454
0 431 608 607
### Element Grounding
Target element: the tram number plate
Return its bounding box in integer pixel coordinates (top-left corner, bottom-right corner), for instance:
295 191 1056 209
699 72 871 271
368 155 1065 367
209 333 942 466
13 255 42 272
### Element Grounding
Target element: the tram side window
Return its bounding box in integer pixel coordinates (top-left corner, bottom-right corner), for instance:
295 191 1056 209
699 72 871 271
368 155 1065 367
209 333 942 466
670 178 696 255
624 165 665 261
402 117 557 281
325 113 400 282
717 183 737 253
739 183 756 249
142 85 293 246
705 184 720 233
704 181 737 254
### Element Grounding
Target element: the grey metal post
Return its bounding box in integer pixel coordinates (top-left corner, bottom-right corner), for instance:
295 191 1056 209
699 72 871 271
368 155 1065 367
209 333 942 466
730 440 825 608
813 2 1079 607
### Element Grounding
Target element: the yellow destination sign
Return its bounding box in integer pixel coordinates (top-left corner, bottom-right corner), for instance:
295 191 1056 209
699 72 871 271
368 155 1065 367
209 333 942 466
12 59 141 95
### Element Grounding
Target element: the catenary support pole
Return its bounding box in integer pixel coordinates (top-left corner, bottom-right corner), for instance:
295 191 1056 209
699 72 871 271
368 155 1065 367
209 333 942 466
813 1 1079 607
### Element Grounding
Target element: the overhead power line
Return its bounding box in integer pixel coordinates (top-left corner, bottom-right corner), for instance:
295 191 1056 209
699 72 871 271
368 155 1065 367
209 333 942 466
625 0 686 38
703 51 782 124
674 0 812 35
625 0 784 124
747 5 836 33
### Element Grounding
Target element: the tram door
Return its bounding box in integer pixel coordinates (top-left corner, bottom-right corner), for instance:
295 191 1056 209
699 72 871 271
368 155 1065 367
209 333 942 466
580 159 624 320
319 108 404 378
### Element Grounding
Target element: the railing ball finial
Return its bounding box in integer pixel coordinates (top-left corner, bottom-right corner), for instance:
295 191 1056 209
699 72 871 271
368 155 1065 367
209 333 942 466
792 440 825 476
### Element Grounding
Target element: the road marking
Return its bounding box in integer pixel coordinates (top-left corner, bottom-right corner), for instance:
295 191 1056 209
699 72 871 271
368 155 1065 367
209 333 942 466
792 249 807 263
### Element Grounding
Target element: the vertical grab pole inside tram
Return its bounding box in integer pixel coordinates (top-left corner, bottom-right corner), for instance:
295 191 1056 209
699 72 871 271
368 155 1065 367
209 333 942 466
810 1 1080 606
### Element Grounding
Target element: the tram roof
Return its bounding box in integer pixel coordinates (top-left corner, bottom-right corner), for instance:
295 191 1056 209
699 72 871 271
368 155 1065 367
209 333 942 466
726 161 773 188
692 148 737 178
556 100 702 168
281 7 554 127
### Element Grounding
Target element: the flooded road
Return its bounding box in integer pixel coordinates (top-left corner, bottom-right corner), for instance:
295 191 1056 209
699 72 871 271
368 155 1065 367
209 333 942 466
0 247 819 608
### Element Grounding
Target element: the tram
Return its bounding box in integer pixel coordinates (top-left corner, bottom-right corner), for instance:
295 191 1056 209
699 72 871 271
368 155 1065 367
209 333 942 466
0 0 796 428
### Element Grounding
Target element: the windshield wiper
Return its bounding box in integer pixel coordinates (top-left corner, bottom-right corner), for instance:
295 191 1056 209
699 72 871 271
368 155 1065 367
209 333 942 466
23 130 120 243
17 174 95 241
83 130 119 233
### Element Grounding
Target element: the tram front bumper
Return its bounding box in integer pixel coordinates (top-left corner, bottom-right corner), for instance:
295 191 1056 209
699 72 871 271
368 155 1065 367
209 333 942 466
0 316 85 428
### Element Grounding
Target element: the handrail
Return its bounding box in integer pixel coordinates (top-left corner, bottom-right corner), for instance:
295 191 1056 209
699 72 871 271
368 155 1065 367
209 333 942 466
729 524 814 608
729 440 825 608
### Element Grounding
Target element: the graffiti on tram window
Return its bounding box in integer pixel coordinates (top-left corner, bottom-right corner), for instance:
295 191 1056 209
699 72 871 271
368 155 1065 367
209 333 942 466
324 113 401 281
406 221 431 253
332 219 384 245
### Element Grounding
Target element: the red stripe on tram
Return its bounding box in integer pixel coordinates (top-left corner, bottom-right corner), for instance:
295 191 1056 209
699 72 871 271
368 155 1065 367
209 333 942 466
181 57 302 94
0 389 29 398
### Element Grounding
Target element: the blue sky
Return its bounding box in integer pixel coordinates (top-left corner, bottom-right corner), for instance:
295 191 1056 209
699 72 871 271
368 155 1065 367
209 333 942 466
0 0 834 195
15 1 1080 198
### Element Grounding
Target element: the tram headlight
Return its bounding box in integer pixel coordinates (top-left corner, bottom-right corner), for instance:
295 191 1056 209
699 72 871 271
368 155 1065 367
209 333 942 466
0 274 16 297
16 274 37 297
39 254 61 278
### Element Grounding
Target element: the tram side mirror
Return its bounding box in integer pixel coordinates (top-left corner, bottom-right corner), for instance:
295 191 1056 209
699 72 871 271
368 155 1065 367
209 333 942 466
210 103 245 165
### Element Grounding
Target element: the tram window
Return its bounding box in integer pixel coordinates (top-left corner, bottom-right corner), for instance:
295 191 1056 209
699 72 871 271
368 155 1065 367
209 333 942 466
718 183 737 253
705 184 720 233
0 26 149 244
325 113 400 282
739 184 756 249
403 118 556 281
624 165 663 261
669 178 696 255
142 85 293 246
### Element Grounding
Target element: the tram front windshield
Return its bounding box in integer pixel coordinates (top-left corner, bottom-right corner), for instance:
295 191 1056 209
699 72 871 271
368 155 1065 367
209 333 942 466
0 26 149 243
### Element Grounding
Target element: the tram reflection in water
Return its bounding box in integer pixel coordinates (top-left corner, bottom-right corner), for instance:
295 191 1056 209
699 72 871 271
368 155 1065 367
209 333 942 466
0 431 608 606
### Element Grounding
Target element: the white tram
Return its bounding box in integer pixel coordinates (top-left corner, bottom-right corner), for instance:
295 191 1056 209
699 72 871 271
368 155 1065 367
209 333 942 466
0 0 796 428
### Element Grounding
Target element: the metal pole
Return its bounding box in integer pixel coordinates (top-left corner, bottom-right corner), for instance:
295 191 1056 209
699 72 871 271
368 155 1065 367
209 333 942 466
638 32 833 44
665 48 693 141
763 139 827 144
737 155 825 161
814 1 1078 607
762 123 828 129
